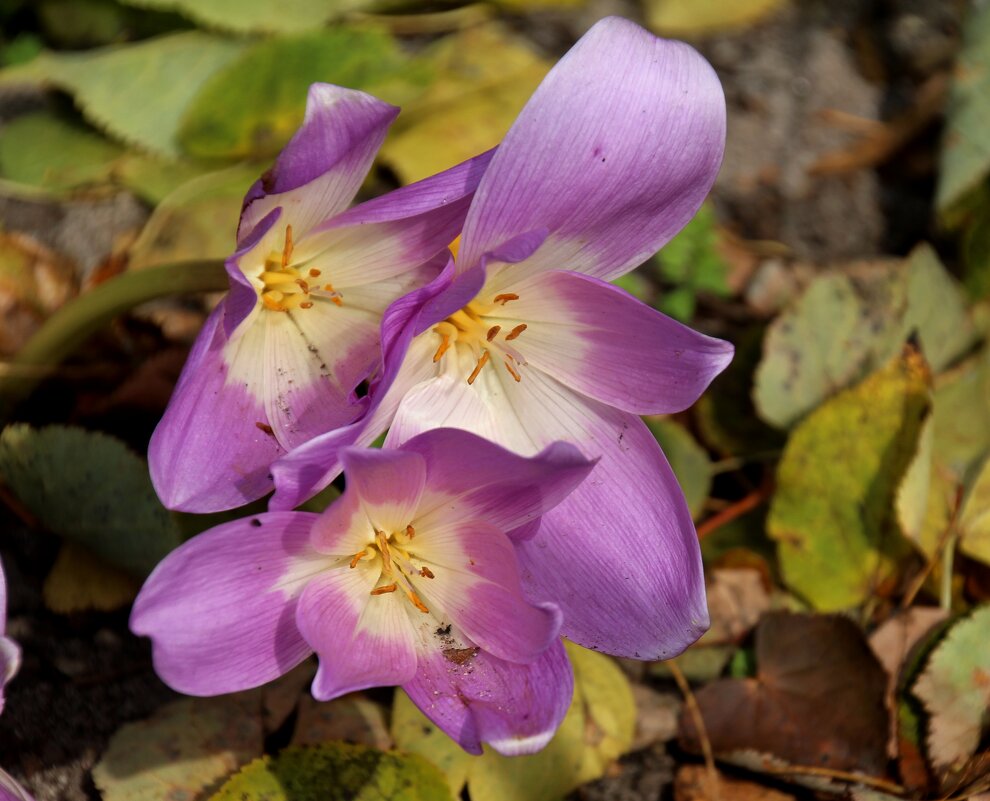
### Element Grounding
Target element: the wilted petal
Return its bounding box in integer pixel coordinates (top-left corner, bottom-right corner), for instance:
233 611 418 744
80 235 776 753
149 305 284 513
239 84 399 241
390 366 709 659
411 518 561 663
296 567 417 699
487 269 733 414
130 513 325 695
459 17 725 283
404 634 573 755
401 427 593 537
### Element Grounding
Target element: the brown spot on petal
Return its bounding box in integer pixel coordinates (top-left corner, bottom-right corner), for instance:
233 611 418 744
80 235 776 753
443 647 479 665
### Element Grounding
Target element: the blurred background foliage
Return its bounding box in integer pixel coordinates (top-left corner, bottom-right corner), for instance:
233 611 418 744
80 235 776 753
2 0 990 799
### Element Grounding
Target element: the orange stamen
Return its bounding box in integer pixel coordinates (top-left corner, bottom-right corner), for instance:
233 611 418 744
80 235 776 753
349 551 368 569
467 350 490 385
504 360 521 382
281 225 294 267
493 293 519 305
371 583 397 595
295 279 309 292
433 334 452 363
331 296 343 306
262 293 285 312
299 301 313 309
309 268 322 277
376 531 392 573
486 325 501 341
405 588 430 613
505 323 527 341
419 566 434 579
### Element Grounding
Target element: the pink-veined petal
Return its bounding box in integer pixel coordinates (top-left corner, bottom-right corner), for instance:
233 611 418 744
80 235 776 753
388 364 709 659
411 518 561 663
337 447 427 533
296 566 417 699
458 17 725 283
238 85 398 242
130 513 324 695
485 269 733 414
404 634 573 756
400 427 593 537
149 304 284 513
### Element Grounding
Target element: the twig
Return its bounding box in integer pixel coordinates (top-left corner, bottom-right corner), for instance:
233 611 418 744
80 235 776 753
669 660 720 801
760 764 905 795
696 475 774 540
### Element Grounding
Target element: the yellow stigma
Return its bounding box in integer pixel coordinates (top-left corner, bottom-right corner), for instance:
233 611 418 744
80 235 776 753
351 526 433 614
258 224 343 312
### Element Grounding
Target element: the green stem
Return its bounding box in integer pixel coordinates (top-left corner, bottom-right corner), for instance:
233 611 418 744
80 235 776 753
1 260 228 415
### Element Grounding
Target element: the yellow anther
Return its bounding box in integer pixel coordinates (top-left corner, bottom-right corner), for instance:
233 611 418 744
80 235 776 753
370 583 397 595
260 271 297 285
376 530 392 574
467 350 490 385
309 268 322 277
493 293 519 305
419 566 434 579
486 325 501 342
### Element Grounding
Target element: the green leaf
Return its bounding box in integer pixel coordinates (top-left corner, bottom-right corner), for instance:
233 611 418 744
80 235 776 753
379 24 549 184
912 605 990 770
768 347 931 609
959 458 990 566
644 417 712 520
755 244 973 429
653 203 730 316
42 541 139 614
93 695 264 801
37 0 128 48
936 0 990 220
127 163 259 270
391 691 471 798
209 742 452 801
0 32 246 157
0 424 181 577
0 110 124 194
117 0 362 35
178 28 419 161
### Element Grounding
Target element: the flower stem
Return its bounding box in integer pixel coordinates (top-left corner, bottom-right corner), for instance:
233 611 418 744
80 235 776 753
0 259 228 416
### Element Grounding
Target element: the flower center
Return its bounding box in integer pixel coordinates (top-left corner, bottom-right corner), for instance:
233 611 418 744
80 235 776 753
349 524 433 613
257 225 343 313
431 294 528 384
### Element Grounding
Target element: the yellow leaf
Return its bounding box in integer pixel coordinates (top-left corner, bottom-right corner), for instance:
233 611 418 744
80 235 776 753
43 542 139 614
645 0 788 37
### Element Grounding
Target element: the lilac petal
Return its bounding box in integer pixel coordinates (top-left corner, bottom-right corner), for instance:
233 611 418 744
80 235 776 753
268 258 480 511
411 518 561 663
404 635 573 755
0 769 34 801
239 84 399 242
224 206 282 337
0 635 20 714
400 427 594 537
294 150 494 287
130 513 322 695
296 568 417 699
149 304 284 513
337 447 427 533
458 17 725 283
0 556 7 632
389 367 709 659
488 269 733 414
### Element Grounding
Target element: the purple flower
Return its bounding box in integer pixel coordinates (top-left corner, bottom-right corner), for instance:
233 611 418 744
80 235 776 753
0 770 33 801
272 18 733 661
132 428 594 754
0 559 20 716
149 83 492 513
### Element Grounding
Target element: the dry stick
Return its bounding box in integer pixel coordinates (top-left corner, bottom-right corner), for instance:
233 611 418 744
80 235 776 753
761 764 905 795
668 660 720 801
696 474 774 540
900 483 964 610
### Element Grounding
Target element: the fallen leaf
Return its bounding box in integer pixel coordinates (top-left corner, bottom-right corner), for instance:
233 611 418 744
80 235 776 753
679 611 889 775
42 541 139 613
959 458 990 566
768 346 930 609
630 684 681 750
645 418 712 521
645 0 788 37
208 742 451 801
116 0 364 35
0 32 246 157
292 693 392 749
675 764 795 801
703 568 772 644
92 694 264 801
912 605 990 771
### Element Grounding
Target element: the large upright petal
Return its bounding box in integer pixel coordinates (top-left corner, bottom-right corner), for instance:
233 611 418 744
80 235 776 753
485 269 733 414
130 513 325 695
389 366 709 660
458 17 725 282
403 634 573 756
149 305 284 513
337 447 427 533
239 84 399 242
